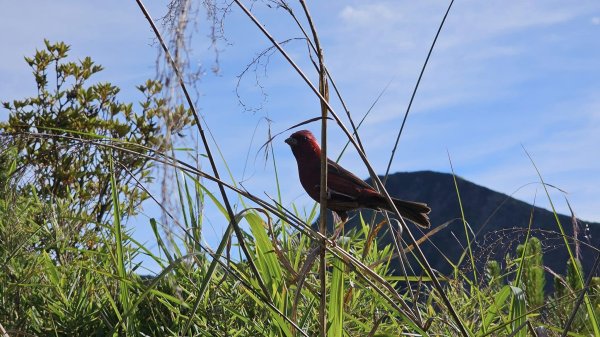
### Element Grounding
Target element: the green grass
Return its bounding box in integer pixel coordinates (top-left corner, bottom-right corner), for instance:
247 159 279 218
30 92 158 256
1 142 599 337
1 10 599 335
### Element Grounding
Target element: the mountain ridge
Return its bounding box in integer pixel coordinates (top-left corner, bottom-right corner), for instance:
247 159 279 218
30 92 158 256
323 170 600 288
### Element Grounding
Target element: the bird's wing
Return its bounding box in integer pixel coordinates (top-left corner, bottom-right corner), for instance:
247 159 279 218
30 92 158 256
327 159 376 191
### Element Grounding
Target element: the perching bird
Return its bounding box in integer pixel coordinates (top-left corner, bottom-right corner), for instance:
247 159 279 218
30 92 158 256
285 130 431 228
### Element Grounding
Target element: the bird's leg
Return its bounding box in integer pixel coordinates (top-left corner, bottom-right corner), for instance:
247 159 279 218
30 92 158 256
332 211 349 239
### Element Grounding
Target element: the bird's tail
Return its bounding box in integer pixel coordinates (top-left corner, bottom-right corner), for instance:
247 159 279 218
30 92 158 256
387 198 431 228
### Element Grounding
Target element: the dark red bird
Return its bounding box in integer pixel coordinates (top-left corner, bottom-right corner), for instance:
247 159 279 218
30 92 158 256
285 130 430 228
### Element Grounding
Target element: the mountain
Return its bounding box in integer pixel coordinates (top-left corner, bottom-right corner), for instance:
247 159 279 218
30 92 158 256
322 171 600 288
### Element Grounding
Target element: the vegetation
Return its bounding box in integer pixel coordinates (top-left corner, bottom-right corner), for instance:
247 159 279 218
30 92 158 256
1 40 193 226
2 127 600 335
1 3 599 336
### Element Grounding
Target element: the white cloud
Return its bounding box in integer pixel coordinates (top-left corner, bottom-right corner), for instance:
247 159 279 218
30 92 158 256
339 3 399 25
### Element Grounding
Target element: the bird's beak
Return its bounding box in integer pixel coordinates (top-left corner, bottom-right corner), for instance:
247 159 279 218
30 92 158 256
285 137 297 146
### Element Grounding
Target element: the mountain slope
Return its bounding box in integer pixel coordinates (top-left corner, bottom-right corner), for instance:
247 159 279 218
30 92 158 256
324 171 599 287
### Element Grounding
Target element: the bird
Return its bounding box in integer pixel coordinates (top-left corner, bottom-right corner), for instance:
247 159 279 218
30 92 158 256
285 130 431 228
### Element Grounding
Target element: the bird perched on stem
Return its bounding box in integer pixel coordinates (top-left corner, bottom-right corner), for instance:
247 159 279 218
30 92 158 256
285 130 431 228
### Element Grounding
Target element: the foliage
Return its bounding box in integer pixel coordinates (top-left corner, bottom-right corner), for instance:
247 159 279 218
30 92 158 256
548 257 597 333
0 40 193 227
2 147 600 336
1 38 599 337
515 237 546 309
2 134 599 336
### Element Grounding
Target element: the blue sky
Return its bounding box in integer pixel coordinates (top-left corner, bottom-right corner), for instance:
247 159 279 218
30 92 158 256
2 1 599 268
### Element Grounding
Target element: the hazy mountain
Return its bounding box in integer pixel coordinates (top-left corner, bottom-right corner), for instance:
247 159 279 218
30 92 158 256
323 171 599 288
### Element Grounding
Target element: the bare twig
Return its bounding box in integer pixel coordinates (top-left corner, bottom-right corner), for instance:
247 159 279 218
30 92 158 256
5 131 422 323
134 0 271 315
383 0 455 183
278 2 366 154
232 1 467 334
297 1 329 335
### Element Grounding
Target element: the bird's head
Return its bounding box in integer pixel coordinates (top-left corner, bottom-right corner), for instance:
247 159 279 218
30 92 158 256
285 130 321 160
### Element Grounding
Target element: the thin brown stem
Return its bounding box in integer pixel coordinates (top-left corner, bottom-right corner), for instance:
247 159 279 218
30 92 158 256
298 1 329 335
383 0 455 183
8 130 420 324
134 0 271 308
232 1 468 334
283 2 366 154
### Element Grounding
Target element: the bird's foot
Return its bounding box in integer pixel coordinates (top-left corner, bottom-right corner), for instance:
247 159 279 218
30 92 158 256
331 212 349 240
